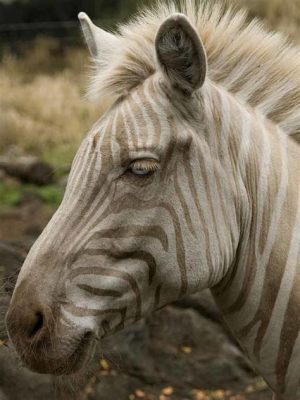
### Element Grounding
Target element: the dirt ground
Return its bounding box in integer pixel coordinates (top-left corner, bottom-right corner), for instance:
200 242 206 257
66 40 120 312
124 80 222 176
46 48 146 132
0 199 273 400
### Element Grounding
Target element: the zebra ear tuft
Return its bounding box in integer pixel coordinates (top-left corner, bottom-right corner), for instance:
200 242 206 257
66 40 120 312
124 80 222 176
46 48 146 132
155 13 207 94
78 12 118 62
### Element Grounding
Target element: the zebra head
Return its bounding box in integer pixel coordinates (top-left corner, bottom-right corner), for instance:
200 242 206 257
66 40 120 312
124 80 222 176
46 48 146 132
6 13 241 375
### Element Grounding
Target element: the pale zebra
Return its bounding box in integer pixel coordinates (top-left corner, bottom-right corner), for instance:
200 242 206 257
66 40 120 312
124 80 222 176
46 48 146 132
5 1 300 399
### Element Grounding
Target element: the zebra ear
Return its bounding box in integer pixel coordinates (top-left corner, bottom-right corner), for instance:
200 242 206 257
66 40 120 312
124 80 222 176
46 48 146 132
155 13 207 94
78 12 118 61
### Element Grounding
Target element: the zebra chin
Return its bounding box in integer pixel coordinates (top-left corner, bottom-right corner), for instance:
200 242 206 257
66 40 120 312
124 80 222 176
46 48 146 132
10 329 96 376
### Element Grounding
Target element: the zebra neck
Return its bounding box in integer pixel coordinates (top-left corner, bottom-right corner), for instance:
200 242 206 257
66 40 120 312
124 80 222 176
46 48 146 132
209 93 300 396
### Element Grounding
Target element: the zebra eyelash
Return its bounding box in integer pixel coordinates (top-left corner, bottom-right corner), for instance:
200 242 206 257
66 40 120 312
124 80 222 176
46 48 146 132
128 159 160 177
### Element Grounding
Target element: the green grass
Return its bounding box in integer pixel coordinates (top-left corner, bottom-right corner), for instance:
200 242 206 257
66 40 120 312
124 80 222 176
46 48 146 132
35 185 64 205
0 181 22 208
0 181 64 210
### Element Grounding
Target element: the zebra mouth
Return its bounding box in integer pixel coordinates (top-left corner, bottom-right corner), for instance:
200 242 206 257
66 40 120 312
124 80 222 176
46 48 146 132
16 331 95 376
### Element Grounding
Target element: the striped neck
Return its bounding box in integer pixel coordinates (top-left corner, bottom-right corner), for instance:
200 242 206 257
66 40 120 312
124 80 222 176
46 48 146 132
209 82 300 397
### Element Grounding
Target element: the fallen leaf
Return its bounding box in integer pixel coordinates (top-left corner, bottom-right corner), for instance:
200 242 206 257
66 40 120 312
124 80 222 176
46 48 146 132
193 390 207 400
84 376 97 396
159 396 167 400
181 346 192 354
162 387 174 396
84 386 94 395
211 390 226 399
100 358 110 371
135 389 146 398
245 385 255 393
252 377 268 391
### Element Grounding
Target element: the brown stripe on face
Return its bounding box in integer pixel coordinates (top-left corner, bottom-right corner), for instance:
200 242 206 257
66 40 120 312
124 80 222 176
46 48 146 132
63 304 125 318
77 284 122 298
69 266 142 321
88 224 169 253
80 248 157 285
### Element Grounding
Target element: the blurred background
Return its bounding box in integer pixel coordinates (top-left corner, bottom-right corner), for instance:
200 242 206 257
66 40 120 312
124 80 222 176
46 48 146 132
0 1 299 400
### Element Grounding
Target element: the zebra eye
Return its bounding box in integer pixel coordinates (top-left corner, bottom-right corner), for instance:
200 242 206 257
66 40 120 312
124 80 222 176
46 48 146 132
128 159 159 177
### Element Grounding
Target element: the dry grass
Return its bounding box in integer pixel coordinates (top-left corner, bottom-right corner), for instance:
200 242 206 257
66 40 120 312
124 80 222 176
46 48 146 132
237 0 300 41
0 38 107 168
0 0 299 168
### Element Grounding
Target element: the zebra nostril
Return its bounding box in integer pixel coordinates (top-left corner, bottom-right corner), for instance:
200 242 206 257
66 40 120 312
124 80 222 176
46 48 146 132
84 331 92 339
82 331 93 343
28 311 44 339
6 301 47 344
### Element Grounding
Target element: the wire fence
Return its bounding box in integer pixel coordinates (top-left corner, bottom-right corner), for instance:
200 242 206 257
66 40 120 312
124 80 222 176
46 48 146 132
0 18 117 48
0 19 115 32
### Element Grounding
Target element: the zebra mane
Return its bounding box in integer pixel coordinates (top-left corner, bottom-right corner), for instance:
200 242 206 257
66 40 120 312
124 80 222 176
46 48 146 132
88 0 300 143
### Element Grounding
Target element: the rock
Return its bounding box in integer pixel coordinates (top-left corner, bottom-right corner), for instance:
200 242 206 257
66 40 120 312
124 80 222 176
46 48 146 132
87 306 264 400
0 346 53 400
0 388 8 400
0 156 54 185
0 346 87 400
